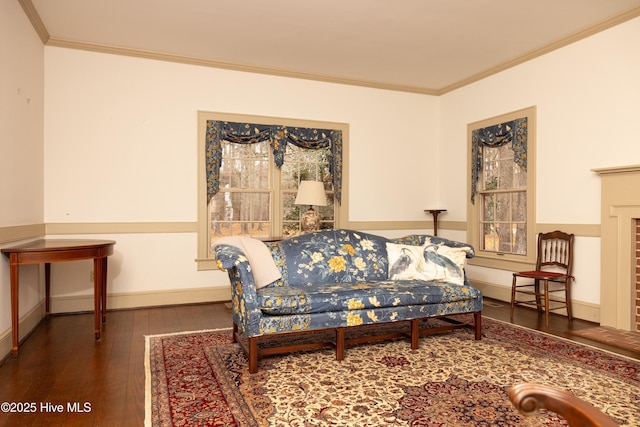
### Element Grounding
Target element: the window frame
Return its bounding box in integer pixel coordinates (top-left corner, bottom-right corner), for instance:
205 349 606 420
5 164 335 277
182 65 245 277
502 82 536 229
466 106 537 271
196 111 349 270
211 137 275 240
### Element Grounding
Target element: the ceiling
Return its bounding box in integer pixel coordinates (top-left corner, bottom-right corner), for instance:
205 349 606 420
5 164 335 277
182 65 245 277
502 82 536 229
22 0 640 94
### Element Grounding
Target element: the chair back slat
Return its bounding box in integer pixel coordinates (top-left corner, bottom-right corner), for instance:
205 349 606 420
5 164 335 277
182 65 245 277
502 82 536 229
536 231 574 274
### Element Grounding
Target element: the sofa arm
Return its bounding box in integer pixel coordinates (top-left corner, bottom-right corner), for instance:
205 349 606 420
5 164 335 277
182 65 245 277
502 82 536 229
213 244 263 336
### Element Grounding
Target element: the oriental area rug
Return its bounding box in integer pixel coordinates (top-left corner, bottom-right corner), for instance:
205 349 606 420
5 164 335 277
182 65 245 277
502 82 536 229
145 318 640 426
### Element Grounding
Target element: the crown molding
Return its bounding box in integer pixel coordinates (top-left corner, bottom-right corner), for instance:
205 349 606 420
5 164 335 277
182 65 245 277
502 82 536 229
439 6 640 94
17 0 49 44
45 37 440 96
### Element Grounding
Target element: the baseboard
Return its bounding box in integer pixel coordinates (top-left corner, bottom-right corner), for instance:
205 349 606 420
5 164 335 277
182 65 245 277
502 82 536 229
49 286 232 314
472 279 601 323
0 300 46 361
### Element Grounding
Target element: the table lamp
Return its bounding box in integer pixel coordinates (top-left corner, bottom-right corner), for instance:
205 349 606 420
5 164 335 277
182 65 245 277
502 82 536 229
295 180 328 232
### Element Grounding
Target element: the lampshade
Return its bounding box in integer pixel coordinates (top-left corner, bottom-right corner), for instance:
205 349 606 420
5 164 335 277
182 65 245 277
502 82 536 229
294 180 328 206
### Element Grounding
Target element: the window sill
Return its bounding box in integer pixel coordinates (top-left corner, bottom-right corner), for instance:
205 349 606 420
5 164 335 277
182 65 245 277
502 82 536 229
196 258 219 271
468 252 535 272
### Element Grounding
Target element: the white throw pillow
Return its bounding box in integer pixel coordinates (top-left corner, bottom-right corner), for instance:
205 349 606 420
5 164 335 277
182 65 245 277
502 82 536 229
387 242 468 285
386 243 427 280
422 244 467 285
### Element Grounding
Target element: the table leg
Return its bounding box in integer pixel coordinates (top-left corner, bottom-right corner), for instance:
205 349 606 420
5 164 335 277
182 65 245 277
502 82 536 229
93 257 102 340
10 261 19 356
101 257 108 323
45 263 51 318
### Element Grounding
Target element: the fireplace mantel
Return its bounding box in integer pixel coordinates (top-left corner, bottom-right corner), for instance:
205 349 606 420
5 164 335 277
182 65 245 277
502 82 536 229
593 165 640 331
593 164 640 175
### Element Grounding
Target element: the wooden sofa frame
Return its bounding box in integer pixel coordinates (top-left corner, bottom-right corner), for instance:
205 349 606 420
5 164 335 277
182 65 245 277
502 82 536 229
233 311 482 374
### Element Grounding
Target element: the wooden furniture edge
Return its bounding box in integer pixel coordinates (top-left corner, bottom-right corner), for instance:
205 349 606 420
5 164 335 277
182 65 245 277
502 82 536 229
234 311 482 374
508 382 618 427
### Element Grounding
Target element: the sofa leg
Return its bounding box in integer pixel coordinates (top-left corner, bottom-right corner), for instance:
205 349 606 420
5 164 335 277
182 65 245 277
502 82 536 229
474 311 482 340
232 323 238 343
248 336 259 374
335 328 345 360
410 319 420 349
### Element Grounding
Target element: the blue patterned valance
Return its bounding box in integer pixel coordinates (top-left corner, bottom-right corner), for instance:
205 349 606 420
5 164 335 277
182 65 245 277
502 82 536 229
470 117 527 204
206 120 342 204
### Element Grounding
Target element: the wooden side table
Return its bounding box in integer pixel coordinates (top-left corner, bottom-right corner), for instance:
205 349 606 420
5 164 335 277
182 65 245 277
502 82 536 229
424 209 447 236
1 239 115 356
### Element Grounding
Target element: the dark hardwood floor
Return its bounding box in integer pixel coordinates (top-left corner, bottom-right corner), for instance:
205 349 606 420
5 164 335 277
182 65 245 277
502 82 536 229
0 299 637 426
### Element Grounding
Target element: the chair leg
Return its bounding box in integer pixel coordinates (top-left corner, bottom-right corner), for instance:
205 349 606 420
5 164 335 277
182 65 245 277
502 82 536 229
565 279 573 322
534 279 543 314
544 280 550 328
510 275 517 321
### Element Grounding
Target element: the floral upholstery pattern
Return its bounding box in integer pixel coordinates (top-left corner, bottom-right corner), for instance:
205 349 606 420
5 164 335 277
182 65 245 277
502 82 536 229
214 229 482 338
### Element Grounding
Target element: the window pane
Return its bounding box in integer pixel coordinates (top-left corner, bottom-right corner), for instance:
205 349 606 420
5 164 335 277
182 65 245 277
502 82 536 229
251 192 270 222
482 194 495 221
480 191 526 255
498 223 519 253
512 192 526 221
513 224 526 255
282 192 299 221
483 161 499 190
221 140 269 189
495 193 510 221
281 162 298 190
318 197 335 221
283 144 331 187
499 159 514 188
482 142 523 191
513 163 526 188
483 224 499 252
210 191 271 238
250 160 270 188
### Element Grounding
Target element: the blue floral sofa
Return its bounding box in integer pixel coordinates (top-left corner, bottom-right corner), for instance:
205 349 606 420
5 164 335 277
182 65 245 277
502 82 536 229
214 229 483 373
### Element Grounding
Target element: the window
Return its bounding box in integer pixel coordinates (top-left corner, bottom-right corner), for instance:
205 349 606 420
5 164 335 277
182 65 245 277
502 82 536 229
467 106 536 270
480 142 526 255
210 138 272 238
197 112 348 270
281 144 335 235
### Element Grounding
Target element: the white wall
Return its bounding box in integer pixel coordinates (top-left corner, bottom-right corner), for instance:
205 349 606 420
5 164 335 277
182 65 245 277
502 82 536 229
43 47 439 305
0 0 45 346
439 17 640 308
0 1 44 226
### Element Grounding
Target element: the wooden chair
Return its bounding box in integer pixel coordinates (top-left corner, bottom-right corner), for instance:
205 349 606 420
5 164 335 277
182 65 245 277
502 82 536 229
509 383 618 426
511 230 574 327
